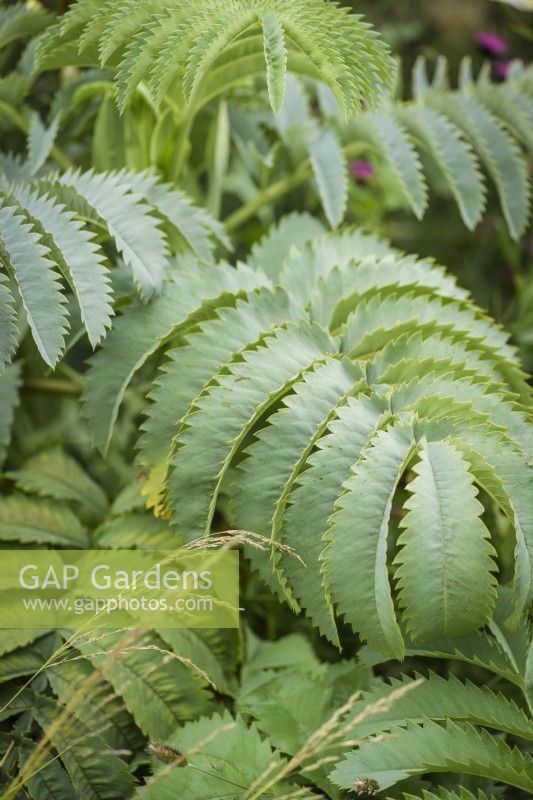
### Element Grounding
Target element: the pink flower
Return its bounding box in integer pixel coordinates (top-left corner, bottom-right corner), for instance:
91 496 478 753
350 159 376 182
494 60 511 80
475 31 508 57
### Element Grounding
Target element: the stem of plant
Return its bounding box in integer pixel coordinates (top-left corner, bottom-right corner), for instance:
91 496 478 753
224 141 372 232
225 160 311 233
57 362 85 387
23 378 82 396
170 106 196 182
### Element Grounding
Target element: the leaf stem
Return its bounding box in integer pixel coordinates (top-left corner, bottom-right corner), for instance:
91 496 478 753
225 160 311 233
224 141 371 232
170 105 196 182
23 378 82 396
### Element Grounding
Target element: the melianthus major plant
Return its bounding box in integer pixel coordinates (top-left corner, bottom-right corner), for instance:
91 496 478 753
0 1 532 798
83 220 532 657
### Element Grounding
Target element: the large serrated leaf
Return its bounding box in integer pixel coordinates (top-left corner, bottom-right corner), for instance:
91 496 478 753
0 495 89 547
57 170 168 299
427 93 530 240
309 128 348 228
324 420 415 659
0 202 68 366
32 695 136 800
261 12 287 115
397 105 485 230
395 439 497 640
9 184 113 348
7 450 108 518
77 631 212 740
331 718 533 793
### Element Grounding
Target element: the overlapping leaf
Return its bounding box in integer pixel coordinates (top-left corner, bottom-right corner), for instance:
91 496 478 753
83 220 533 655
0 169 223 368
37 0 394 117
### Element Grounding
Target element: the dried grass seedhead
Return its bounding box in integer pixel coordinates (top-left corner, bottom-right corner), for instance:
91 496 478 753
353 777 380 796
146 741 188 768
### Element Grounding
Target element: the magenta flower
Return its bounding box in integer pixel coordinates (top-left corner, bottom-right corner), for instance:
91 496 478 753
350 159 376 182
494 60 511 80
475 31 508 57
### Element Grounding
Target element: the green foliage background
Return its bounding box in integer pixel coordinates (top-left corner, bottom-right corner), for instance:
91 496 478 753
0 1 532 798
